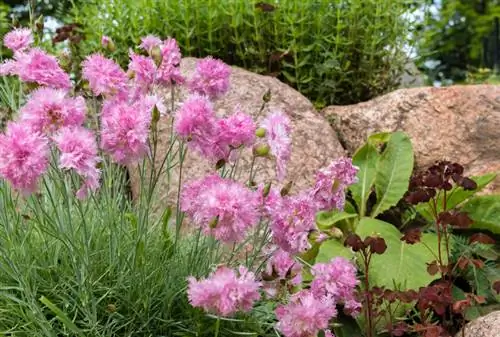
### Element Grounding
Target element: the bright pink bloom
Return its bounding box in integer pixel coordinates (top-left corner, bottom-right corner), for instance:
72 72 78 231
265 248 302 280
0 121 49 194
261 110 292 181
54 126 101 199
128 51 156 95
0 60 17 76
187 265 261 316
275 290 337 337
181 174 260 243
324 330 336 337
188 57 231 99
100 98 151 164
311 257 361 316
157 38 184 84
20 88 86 133
268 192 317 253
139 35 162 53
82 54 127 97
12 48 71 89
144 94 167 116
217 108 256 149
311 158 358 210
4 28 33 52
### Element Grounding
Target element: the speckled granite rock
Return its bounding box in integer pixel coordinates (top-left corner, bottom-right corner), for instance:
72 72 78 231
456 311 500 337
323 85 500 193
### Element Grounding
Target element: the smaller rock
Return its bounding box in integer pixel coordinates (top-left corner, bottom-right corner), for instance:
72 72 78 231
456 311 500 337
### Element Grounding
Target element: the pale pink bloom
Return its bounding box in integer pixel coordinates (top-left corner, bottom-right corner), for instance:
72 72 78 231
139 35 162 53
157 38 184 85
101 35 112 48
311 158 358 210
324 330 336 337
128 51 156 96
217 108 256 149
100 98 151 164
268 192 317 253
275 290 337 337
53 126 101 199
0 60 17 76
188 57 231 99
265 248 302 280
4 28 33 52
144 94 167 116
12 48 71 89
187 266 261 316
20 88 86 133
181 174 260 243
82 54 127 97
311 257 361 316
0 121 49 194
261 110 292 181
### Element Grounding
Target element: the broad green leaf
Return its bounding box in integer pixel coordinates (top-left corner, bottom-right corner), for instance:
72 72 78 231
349 141 379 217
355 217 442 290
316 210 358 230
316 238 354 263
415 173 497 221
371 132 414 217
462 195 500 234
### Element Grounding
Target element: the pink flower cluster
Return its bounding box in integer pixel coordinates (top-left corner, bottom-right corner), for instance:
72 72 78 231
82 54 128 97
181 175 260 243
187 266 261 316
4 28 33 52
174 94 256 163
260 111 292 181
188 57 231 99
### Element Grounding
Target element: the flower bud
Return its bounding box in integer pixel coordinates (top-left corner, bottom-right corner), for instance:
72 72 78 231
328 227 343 240
253 144 270 157
12 16 19 28
280 181 293 197
262 89 271 103
262 182 272 197
209 216 219 229
151 106 160 124
35 15 44 32
255 127 266 138
215 159 226 170
151 46 162 67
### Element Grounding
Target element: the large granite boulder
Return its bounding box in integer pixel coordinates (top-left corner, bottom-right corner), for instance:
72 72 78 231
130 57 346 212
456 311 500 337
323 85 500 193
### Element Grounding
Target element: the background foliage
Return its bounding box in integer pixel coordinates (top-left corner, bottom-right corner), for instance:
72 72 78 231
69 0 418 107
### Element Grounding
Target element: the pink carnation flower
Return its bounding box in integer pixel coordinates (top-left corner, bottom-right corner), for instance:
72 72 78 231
265 248 302 280
101 35 112 48
54 126 101 199
268 192 317 253
187 265 261 316
20 88 86 133
128 51 156 96
139 35 162 53
261 110 292 181
12 48 71 89
157 38 184 85
181 174 260 243
4 28 33 52
275 290 337 337
100 98 151 164
311 257 361 316
0 121 49 194
188 57 231 99
0 60 17 76
82 54 127 97
217 108 256 149
311 158 358 211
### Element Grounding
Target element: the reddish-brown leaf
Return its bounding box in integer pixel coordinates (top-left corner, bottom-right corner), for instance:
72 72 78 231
401 228 422 244
469 233 495 245
427 261 439 275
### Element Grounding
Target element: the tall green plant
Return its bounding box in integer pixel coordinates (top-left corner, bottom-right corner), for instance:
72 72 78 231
69 0 418 107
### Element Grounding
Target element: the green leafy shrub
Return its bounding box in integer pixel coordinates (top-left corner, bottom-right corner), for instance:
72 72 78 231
70 0 417 107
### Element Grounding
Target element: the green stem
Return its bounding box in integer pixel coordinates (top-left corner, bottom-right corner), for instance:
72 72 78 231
214 317 220 337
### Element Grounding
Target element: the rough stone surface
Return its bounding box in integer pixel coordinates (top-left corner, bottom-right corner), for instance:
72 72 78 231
130 57 346 212
456 311 500 337
322 85 500 193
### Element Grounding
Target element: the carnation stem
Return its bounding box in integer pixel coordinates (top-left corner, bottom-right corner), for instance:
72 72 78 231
214 317 221 337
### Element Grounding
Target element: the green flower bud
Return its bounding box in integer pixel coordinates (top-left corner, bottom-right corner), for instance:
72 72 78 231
215 159 226 170
151 46 162 67
262 89 271 103
280 181 293 197
209 216 219 229
262 182 272 197
253 144 270 157
255 127 266 138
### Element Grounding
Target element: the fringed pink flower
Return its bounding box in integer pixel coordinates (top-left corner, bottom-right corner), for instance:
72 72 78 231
187 266 261 316
0 121 49 194
188 57 231 99
82 54 127 97
139 35 162 54
11 48 71 89
128 51 156 96
275 290 337 337
20 88 86 133
311 158 358 211
54 126 101 199
4 28 33 52
100 98 151 164
157 38 184 85
217 108 256 150
181 174 260 243
261 110 292 181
